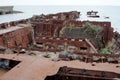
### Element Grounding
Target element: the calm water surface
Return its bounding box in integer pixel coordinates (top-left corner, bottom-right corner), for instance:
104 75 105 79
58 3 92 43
0 6 120 33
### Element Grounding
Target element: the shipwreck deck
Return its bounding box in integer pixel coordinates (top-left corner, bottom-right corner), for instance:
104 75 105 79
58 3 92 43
0 53 119 80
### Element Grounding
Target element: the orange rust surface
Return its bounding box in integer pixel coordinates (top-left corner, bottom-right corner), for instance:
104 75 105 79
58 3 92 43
33 20 113 45
0 54 119 80
0 25 32 48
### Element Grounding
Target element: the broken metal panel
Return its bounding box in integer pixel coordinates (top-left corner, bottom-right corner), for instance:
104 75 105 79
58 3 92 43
55 66 120 80
0 25 32 48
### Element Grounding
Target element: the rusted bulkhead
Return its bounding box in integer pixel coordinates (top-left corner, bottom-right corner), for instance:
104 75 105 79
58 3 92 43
32 20 113 45
0 24 32 48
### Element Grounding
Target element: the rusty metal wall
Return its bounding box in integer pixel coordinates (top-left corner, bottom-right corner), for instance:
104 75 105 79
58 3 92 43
0 26 32 48
32 20 113 45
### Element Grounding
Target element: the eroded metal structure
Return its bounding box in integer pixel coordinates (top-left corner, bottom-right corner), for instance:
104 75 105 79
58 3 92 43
0 23 33 48
30 12 113 48
0 54 119 80
0 11 119 80
45 66 120 80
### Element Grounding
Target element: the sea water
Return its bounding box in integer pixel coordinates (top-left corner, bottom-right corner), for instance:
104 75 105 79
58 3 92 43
0 6 120 33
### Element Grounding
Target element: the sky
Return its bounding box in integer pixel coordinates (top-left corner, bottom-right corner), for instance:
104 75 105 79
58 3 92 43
0 0 120 6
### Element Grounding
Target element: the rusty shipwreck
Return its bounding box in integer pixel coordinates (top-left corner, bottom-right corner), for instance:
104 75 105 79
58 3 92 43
0 11 119 80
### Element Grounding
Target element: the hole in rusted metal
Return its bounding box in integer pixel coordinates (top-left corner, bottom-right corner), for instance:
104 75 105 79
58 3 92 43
0 58 21 77
80 47 87 50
